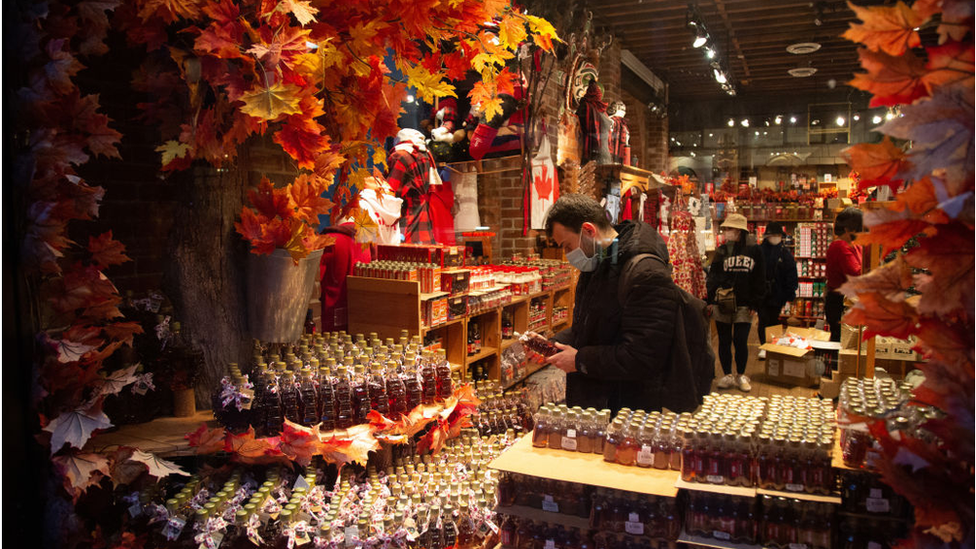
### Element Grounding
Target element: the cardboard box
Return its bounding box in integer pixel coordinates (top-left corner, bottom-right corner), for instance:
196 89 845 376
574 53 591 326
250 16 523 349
761 326 831 387
440 269 470 296
827 198 853 209
874 336 918 361
838 349 863 375
840 324 860 350
818 375 844 399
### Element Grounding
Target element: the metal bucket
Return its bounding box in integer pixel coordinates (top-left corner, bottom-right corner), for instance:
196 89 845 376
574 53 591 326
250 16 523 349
246 248 323 343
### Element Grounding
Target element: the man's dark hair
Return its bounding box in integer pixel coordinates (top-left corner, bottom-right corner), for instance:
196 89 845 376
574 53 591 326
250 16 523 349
544 194 612 236
834 207 863 236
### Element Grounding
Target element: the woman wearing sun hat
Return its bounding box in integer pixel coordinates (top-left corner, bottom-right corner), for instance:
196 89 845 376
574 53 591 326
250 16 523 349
706 213 766 392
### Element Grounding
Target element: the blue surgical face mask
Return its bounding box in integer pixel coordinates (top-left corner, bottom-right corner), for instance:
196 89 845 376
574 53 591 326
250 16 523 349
566 230 601 272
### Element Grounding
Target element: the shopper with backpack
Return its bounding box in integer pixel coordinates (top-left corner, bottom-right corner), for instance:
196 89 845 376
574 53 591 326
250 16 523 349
532 194 714 414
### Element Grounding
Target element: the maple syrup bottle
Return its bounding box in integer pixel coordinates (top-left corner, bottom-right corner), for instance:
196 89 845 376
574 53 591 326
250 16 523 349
435 349 453 400
298 369 319 426
279 371 301 424
317 366 336 431
442 504 459 548
368 362 390 416
351 364 371 424
386 359 408 417
263 371 284 436
334 366 354 429
420 351 438 405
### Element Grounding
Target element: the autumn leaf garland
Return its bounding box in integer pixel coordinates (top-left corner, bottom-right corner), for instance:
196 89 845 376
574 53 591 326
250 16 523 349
840 1 974 547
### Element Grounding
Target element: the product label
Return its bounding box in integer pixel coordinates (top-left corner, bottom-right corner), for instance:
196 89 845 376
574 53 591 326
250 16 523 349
628 513 640 523
713 531 731 541
869 488 883 499
866 498 890 513
637 445 654 466
789 543 808 549
541 500 560 513
785 483 805 492
705 474 725 484
561 436 578 451
624 521 644 535
545 540 556 549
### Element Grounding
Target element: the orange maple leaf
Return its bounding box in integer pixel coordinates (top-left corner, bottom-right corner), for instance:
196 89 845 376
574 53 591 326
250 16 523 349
185 423 226 454
843 1 925 56
842 137 909 191
248 177 293 220
857 207 937 256
88 231 131 268
923 42 975 92
278 420 322 466
849 48 929 107
289 173 334 222
843 291 920 340
320 423 378 465
235 207 268 248
274 115 330 170
224 426 287 465
101 322 144 347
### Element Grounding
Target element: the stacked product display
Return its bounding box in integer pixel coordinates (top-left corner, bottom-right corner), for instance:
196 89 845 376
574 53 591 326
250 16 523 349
126 431 516 549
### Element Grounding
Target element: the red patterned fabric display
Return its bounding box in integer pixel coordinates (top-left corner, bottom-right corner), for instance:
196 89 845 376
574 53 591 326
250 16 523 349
667 211 707 300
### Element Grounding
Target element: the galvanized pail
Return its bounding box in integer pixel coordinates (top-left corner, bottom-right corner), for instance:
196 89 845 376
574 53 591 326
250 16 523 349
246 248 323 343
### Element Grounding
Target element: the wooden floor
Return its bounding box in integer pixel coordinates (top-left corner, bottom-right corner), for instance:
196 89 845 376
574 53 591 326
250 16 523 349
707 317 820 399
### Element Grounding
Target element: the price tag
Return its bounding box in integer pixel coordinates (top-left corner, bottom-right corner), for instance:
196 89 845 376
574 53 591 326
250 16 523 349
624 521 644 535
637 445 654 466
713 531 731 541
705 475 725 484
866 497 890 513
296 532 311 546
541 499 559 513
240 388 254 410
561 437 577 451
785 483 805 492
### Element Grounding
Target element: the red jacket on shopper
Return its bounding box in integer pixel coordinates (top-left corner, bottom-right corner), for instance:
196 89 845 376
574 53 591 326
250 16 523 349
826 239 862 291
319 223 372 332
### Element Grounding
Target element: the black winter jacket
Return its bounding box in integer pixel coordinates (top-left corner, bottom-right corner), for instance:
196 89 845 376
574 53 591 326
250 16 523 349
706 240 766 310
553 220 692 413
760 241 798 309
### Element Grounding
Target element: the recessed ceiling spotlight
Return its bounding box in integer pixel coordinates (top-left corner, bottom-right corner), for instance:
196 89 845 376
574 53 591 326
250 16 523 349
705 47 716 59
741 119 750 127
852 113 860 121
786 42 822 54
774 115 783 125
836 116 846 126
788 66 818 77
728 118 735 127
789 116 797 124
872 115 883 124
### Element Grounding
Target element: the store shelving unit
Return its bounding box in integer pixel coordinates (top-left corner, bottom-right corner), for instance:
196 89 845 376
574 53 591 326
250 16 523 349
348 277 574 384
497 504 592 531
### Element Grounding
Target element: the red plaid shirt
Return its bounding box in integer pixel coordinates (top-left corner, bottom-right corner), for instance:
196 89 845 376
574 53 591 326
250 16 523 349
387 149 437 244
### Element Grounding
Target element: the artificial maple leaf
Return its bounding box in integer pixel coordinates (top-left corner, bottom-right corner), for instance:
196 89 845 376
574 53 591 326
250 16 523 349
842 137 909 191
155 140 191 170
320 423 378 465
905 223 975 316
53 451 111 491
313 149 346 179
274 115 330 169
185 423 226 454
102 322 144 347
278 420 322 466
843 1 925 56
843 291 920 340
879 86 974 187
248 177 293 220
87 231 131 268
442 51 470 81
923 42 975 92
44 401 113 455
42 39 85 94
276 0 318 25
138 0 203 23
525 14 559 52
235 207 267 248
127 449 189 478
891 177 940 216
348 206 379 244
404 64 456 103
237 82 303 121
224 426 286 465
849 48 929 107
94 363 140 397
497 14 527 49
857 207 937 256
839 255 913 302
288 173 334 222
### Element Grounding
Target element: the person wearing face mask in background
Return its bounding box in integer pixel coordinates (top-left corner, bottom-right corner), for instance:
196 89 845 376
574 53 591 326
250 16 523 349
757 223 798 359
825 207 863 342
534 194 705 414
706 213 766 392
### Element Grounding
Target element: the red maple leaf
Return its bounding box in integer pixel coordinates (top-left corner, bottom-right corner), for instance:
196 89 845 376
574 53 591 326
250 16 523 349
849 47 929 107
278 420 321 466
905 223 975 316
273 115 330 170
915 318 974 370
923 42 975 92
842 292 920 340
247 177 293 220
101 322 144 347
88 231 131 268
185 423 226 454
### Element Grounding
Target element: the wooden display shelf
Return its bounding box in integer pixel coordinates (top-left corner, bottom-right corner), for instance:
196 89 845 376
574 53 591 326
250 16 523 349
495 504 592 531
502 362 549 391
678 531 761 549
420 290 450 300
422 317 464 334
756 488 841 504
86 410 215 457
466 347 498 364
500 338 518 351
674 478 756 498
489 434 679 497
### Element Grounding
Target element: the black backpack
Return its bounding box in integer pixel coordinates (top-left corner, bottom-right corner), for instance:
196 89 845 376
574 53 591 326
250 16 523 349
618 253 715 412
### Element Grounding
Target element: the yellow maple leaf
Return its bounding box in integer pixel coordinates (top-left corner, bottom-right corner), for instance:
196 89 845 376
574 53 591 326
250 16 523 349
372 146 387 168
404 64 456 103
497 14 527 49
525 14 559 52
348 206 379 244
237 82 303 121
275 0 318 26
156 140 191 167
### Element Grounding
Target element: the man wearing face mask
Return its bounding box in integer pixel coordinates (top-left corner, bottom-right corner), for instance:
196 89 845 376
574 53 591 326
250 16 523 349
540 194 700 413
757 223 798 359
706 214 766 392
